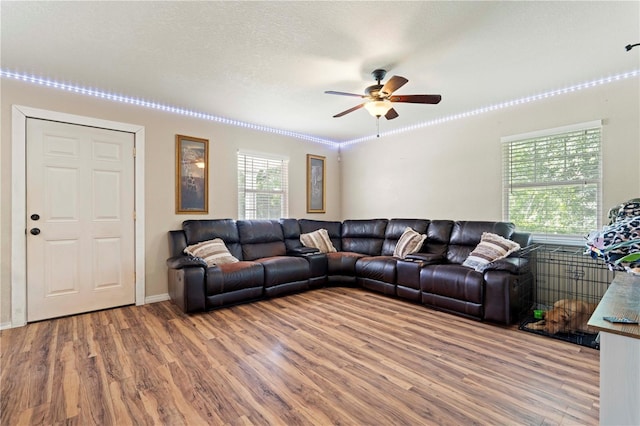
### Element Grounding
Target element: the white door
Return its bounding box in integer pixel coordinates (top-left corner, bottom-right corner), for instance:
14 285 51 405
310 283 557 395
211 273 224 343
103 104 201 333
26 118 135 322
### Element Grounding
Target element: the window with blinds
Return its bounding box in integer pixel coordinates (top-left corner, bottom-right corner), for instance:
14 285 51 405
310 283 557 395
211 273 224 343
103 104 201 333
237 152 289 220
502 121 602 241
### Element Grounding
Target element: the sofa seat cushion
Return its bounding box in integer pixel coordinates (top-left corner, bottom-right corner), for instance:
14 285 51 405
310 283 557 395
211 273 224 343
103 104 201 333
256 256 310 287
420 264 483 304
355 256 397 283
206 261 264 295
326 252 366 276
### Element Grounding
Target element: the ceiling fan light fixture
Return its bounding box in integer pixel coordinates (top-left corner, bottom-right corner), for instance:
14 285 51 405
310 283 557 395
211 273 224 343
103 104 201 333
364 99 392 117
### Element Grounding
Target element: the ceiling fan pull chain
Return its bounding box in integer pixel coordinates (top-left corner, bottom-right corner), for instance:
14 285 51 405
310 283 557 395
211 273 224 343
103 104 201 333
376 117 380 138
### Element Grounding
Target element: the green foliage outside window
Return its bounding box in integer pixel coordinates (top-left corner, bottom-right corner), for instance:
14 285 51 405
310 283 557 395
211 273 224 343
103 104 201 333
254 167 285 219
238 153 288 220
504 125 601 238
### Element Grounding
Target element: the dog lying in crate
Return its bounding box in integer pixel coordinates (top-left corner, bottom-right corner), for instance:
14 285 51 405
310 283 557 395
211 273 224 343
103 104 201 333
528 299 598 334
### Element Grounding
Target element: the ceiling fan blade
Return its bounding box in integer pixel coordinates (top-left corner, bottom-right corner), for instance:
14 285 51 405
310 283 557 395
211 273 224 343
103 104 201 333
333 103 365 118
380 75 408 96
325 90 366 98
389 94 442 104
384 108 399 120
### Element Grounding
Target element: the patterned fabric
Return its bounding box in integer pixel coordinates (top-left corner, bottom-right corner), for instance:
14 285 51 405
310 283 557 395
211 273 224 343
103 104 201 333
462 232 521 272
184 238 239 267
393 227 427 259
586 214 640 271
300 228 337 253
607 199 640 224
615 201 640 221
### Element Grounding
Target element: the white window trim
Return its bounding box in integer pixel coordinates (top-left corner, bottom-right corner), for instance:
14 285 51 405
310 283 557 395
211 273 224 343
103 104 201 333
502 120 603 246
237 149 289 162
501 120 602 143
237 151 289 220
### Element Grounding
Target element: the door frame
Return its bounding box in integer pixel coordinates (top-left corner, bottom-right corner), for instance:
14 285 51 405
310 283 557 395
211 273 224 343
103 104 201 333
11 105 146 327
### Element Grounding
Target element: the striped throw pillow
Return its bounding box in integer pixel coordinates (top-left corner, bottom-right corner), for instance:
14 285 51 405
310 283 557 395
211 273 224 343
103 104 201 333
393 227 427 258
462 232 520 272
184 238 239 267
300 228 337 253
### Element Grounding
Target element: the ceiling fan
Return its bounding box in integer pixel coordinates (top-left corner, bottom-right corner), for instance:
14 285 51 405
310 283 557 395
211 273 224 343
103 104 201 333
325 69 442 121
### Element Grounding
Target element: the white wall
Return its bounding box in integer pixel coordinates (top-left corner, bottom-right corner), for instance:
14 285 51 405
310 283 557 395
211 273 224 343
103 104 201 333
341 77 640 222
2 76 638 326
0 79 340 325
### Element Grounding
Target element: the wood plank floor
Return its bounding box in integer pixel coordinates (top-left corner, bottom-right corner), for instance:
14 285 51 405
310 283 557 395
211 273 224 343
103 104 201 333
1 287 599 425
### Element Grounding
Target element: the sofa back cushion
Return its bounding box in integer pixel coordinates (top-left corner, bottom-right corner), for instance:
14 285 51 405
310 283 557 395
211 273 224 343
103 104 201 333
447 221 515 264
299 219 343 251
279 218 302 251
182 219 243 259
423 220 454 258
237 220 286 260
382 219 430 256
341 219 388 255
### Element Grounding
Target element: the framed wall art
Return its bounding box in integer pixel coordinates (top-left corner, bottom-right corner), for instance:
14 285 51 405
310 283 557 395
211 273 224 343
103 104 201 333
175 134 209 214
307 154 326 213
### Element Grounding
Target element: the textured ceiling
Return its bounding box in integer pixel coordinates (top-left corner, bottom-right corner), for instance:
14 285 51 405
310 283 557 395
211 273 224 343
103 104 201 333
2 1 639 143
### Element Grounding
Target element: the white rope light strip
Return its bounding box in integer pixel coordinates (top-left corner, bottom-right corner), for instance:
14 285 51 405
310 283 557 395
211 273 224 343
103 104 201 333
341 69 640 146
0 69 337 147
2 68 638 147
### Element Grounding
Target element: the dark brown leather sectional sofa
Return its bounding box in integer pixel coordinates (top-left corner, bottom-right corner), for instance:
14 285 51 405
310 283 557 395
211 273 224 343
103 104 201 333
167 218 532 324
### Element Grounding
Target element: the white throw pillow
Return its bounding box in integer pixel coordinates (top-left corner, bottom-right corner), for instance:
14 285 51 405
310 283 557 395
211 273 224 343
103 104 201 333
184 238 239 267
393 227 427 258
462 232 520 272
300 228 337 253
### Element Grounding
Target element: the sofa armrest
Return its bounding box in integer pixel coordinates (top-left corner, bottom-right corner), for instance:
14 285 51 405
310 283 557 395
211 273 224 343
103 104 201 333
483 257 529 274
168 265 206 313
166 255 207 269
404 253 446 264
511 231 532 248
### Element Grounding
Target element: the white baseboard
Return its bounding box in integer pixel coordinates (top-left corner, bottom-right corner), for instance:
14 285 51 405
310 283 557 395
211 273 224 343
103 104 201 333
0 296 170 329
145 293 170 304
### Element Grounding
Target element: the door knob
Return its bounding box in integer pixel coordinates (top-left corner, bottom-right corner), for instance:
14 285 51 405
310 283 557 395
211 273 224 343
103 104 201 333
31 214 40 221
30 228 40 235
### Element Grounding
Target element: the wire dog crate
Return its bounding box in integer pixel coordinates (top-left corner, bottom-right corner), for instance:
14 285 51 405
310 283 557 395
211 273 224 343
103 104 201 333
519 244 616 349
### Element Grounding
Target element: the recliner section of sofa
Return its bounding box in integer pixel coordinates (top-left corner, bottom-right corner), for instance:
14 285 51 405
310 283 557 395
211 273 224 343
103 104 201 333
356 219 429 295
395 220 454 303
298 218 365 285
418 221 516 321
167 217 532 324
236 220 312 298
280 218 328 289
169 219 265 312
